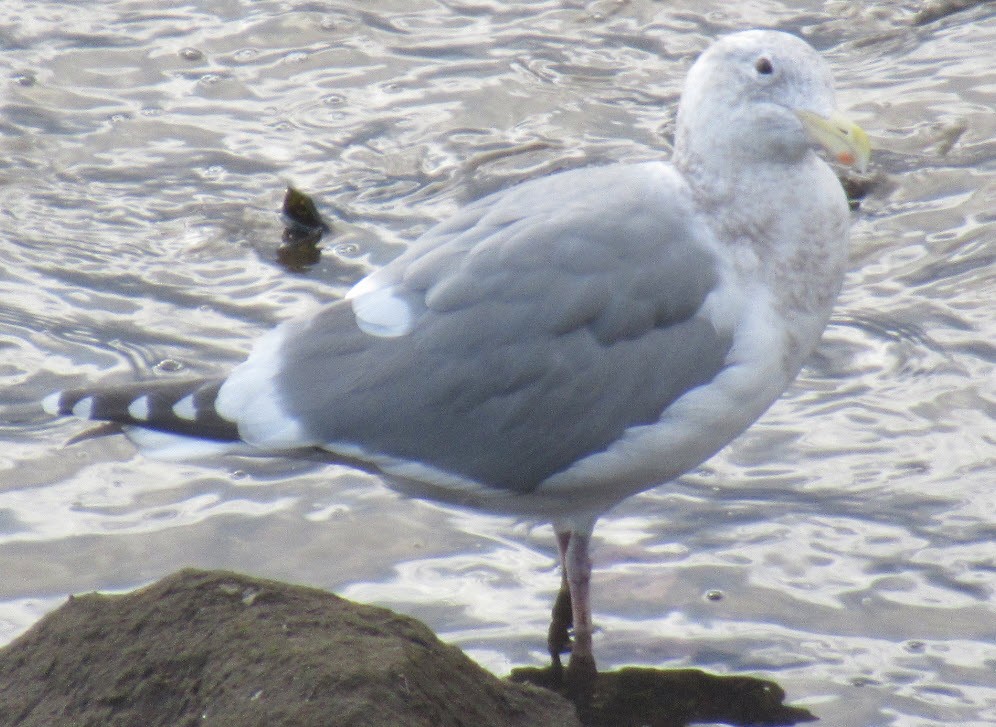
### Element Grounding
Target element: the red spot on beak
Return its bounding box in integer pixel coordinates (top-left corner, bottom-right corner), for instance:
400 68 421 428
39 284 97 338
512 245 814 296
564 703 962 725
837 151 856 166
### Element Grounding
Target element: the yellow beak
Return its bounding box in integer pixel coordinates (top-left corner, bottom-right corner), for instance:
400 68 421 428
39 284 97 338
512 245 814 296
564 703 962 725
795 109 871 173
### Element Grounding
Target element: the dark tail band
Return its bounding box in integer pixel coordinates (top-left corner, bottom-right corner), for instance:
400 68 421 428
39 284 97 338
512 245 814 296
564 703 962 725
43 378 240 442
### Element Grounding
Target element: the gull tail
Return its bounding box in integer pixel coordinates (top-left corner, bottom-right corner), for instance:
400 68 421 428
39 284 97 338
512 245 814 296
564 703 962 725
42 378 248 459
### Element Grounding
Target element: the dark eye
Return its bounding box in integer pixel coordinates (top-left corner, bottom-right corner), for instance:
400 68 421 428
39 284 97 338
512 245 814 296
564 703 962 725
755 57 773 75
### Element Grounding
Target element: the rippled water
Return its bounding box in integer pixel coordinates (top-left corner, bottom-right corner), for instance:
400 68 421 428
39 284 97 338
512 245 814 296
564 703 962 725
1 2 993 725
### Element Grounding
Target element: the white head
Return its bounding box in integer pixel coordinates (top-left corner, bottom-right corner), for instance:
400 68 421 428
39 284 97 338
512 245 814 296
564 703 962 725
674 30 868 179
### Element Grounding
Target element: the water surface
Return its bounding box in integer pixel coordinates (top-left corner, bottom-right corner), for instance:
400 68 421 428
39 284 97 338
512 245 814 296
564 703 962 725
1 2 993 725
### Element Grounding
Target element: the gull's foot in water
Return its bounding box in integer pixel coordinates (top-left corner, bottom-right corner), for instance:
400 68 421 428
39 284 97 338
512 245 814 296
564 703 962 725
547 582 573 676
564 651 597 717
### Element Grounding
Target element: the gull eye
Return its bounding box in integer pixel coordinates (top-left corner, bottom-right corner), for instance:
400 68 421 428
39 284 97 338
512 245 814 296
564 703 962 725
755 57 774 75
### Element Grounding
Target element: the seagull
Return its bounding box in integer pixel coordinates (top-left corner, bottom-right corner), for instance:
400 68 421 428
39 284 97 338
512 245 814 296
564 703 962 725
42 29 869 695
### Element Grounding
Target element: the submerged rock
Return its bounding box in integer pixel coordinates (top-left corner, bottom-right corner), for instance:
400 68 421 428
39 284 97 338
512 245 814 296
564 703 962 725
0 569 578 727
514 666 816 727
277 186 328 271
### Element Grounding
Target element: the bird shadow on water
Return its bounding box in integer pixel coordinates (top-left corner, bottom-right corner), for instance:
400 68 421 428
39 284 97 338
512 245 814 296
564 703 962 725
510 664 817 727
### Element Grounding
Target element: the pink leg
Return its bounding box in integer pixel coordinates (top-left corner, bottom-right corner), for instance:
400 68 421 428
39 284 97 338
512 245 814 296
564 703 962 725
555 529 572 573
549 523 598 704
548 530 574 669
564 529 597 705
564 530 594 667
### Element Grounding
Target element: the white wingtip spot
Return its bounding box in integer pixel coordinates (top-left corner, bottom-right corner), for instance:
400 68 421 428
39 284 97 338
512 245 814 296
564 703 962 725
128 395 151 422
172 394 197 421
42 391 63 416
349 285 414 338
71 396 95 419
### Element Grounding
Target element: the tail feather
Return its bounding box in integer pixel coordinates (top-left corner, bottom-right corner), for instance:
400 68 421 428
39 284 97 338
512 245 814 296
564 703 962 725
43 378 240 442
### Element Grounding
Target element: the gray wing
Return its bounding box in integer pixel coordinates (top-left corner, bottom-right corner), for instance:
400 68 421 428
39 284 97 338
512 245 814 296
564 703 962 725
229 162 732 492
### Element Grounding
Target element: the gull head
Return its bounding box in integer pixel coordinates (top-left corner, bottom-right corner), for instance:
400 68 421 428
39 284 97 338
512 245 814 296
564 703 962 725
674 30 869 176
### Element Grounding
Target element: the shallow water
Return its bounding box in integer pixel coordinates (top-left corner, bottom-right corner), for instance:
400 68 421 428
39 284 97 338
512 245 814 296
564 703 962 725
1 1 993 725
